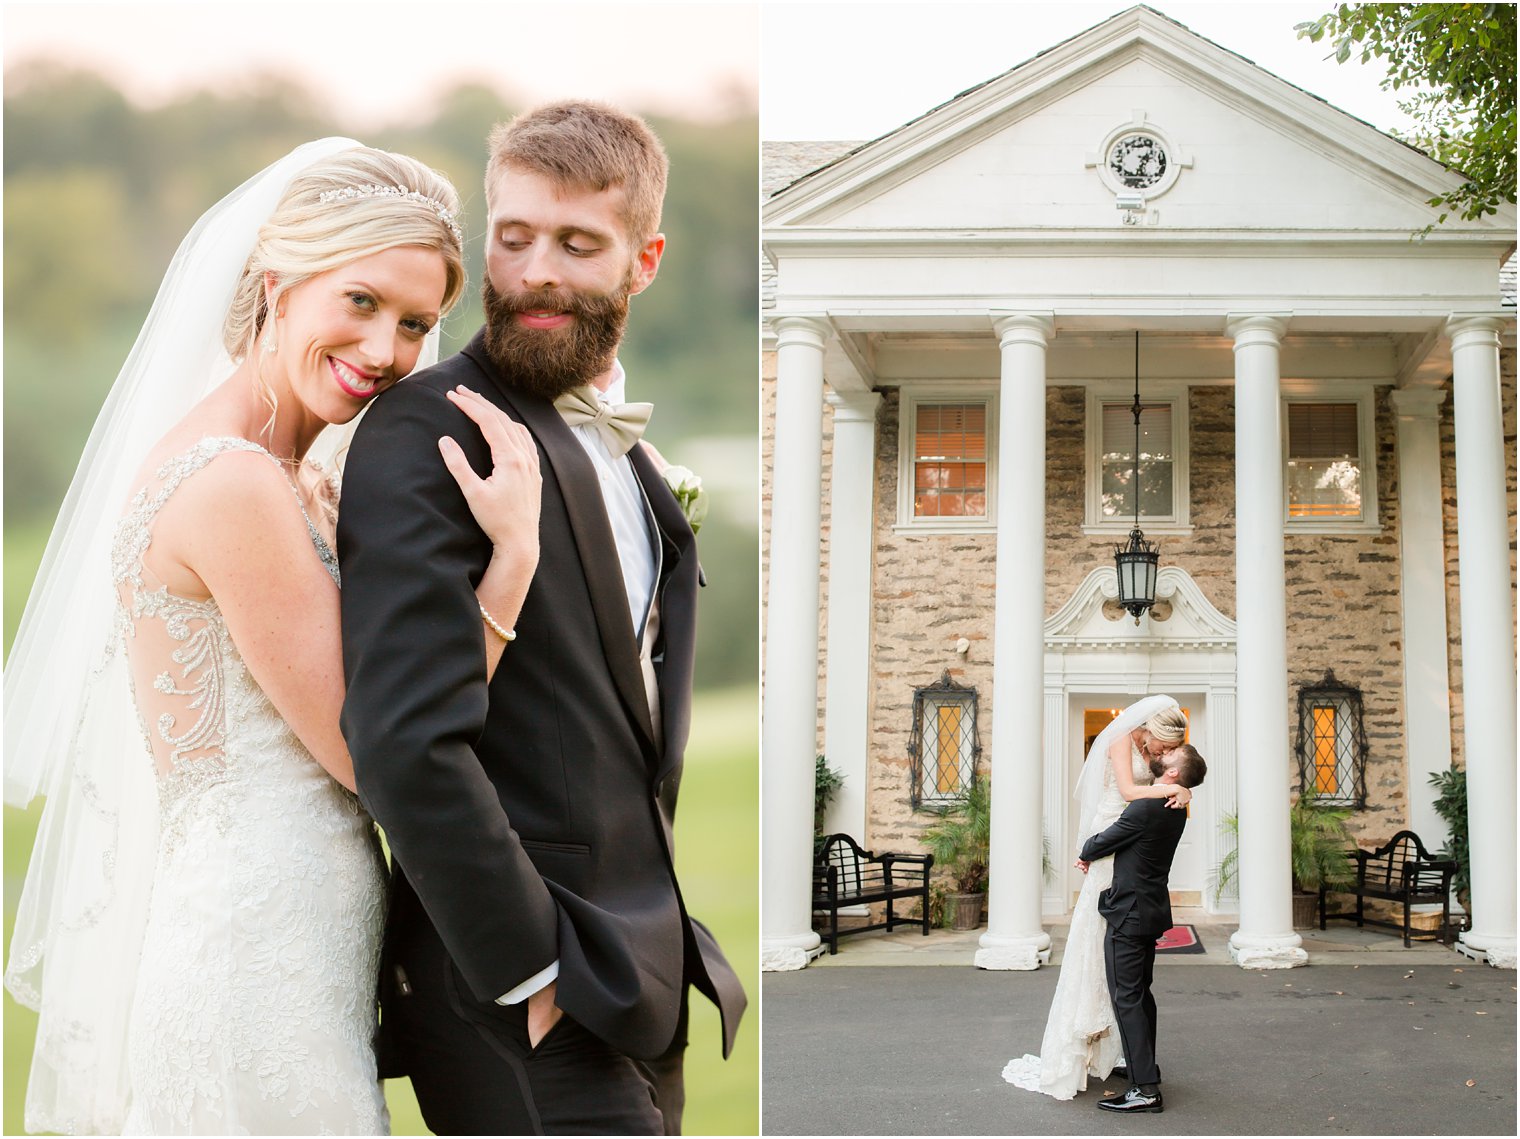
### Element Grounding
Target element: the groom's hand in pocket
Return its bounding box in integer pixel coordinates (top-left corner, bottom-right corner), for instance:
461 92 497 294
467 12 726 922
527 981 564 1048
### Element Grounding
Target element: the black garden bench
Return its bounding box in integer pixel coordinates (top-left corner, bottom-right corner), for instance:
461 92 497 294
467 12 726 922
812 833 933 955
1319 829 1457 947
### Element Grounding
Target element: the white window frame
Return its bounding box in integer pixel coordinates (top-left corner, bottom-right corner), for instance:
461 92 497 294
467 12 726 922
1281 382 1380 534
895 385 999 533
1083 382 1192 536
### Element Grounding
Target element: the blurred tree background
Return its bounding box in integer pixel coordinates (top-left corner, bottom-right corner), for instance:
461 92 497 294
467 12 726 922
3 63 759 1137
3 61 760 691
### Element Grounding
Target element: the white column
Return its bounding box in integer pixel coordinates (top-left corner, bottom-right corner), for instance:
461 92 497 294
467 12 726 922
976 312 1055 971
1225 314 1307 969
1041 687 1066 915
822 392 882 843
1205 687 1238 915
761 315 830 971
1389 387 1455 845
1447 314 1517 970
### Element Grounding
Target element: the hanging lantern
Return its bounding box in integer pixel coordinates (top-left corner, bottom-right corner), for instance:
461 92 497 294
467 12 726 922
1114 331 1159 624
1115 526 1159 624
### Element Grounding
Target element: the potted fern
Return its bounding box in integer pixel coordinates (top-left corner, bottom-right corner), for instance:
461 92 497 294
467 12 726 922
920 779 990 931
814 754 844 857
1428 765 1470 917
1215 791 1354 927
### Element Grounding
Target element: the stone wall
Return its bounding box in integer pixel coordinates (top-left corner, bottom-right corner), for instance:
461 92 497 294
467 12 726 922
761 350 1518 888
865 389 999 850
1279 385 1405 847
855 370 1516 862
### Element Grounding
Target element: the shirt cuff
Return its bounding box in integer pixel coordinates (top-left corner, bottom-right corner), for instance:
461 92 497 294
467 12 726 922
495 959 560 1005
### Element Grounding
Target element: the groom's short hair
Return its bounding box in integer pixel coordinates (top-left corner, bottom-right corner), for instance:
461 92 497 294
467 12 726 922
486 100 669 245
1169 745 1207 789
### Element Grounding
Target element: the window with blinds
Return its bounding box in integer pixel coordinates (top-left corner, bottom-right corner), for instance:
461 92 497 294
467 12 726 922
1100 402 1174 520
913 402 988 518
1286 402 1361 519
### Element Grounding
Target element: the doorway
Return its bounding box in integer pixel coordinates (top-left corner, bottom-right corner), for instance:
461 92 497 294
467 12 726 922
1065 696 1205 909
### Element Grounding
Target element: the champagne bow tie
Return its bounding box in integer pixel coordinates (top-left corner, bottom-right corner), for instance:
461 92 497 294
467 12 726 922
553 385 653 457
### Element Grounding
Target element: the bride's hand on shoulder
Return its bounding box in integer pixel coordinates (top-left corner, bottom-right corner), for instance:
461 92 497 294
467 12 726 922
439 386 542 574
1164 784 1192 808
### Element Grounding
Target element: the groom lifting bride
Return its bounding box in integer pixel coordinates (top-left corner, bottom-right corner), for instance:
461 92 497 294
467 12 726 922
1003 695 1205 1115
1078 742 1207 1114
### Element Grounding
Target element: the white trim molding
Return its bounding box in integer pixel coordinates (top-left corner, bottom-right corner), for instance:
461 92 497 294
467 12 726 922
1046 565 1237 649
1041 567 1239 917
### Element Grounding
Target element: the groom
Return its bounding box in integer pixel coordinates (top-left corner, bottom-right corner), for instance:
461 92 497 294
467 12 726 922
1077 744 1206 1115
339 102 745 1134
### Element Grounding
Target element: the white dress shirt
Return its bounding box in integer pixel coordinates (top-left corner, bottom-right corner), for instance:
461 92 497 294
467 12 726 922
498 359 658 1007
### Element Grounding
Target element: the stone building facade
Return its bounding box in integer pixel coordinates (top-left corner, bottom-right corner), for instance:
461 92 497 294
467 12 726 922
760 7 1517 972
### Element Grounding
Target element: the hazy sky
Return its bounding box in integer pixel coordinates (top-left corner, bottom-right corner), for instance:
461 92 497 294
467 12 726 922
760 1 1417 140
3 1 760 127
4 2 1415 139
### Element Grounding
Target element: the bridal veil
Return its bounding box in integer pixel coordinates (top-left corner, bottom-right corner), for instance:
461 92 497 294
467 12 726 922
2 136 442 1133
1072 693 1181 844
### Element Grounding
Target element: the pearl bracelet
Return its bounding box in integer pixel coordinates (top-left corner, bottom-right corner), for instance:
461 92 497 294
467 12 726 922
479 602 517 643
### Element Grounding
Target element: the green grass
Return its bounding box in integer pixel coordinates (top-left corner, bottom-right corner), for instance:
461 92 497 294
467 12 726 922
3 686 758 1135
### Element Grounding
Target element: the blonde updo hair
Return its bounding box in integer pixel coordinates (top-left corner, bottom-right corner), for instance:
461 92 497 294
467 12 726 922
1145 707 1187 745
222 147 466 362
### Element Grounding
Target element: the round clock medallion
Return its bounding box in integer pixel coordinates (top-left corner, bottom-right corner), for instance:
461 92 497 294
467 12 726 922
1089 119 1188 203
1108 134 1168 190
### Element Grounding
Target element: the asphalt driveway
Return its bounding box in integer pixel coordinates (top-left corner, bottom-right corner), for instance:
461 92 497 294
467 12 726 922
762 963 1516 1135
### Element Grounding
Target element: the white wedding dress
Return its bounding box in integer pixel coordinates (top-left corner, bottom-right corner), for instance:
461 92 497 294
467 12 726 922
112 437 389 1135
1001 741 1153 1100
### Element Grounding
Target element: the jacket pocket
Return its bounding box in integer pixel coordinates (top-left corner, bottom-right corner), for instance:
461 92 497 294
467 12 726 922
519 838 592 894
519 839 592 855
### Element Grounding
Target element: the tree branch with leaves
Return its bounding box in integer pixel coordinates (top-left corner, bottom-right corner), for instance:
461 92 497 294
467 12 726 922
1296 3 1516 225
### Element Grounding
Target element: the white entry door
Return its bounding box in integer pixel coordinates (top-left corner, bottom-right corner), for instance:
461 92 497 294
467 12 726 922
1067 695 1206 909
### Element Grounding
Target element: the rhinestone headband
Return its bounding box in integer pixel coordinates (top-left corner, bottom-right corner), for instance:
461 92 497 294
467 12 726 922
316 183 463 246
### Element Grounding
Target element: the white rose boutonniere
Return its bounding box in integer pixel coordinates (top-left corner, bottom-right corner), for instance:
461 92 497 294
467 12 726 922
661 465 709 534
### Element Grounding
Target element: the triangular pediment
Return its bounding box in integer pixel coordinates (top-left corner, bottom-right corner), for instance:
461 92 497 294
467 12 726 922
1046 567 1236 650
766 6 1508 238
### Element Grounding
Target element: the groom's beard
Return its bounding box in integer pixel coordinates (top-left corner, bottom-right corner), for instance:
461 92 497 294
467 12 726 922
481 275 630 401
1148 755 1169 779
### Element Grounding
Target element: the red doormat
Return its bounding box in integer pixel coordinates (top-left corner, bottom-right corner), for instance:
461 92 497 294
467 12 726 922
1155 924 1204 954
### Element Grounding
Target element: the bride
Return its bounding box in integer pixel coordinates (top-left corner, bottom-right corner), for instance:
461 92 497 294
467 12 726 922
1002 695 1191 1101
4 141 543 1134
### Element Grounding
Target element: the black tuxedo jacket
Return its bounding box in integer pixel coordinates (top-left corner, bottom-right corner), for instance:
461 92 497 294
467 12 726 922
338 330 744 1063
1080 797 1187 940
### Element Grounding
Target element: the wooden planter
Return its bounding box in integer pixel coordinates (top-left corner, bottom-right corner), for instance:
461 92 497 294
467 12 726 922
948 892 985 931
1291 890 1318 929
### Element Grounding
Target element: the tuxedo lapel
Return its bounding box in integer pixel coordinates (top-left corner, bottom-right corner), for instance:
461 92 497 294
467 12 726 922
462 338 658 752
628 443 694 576
628 444 697 783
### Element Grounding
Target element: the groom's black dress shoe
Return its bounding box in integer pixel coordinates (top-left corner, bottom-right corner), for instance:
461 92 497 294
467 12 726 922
1097 1086 1164 1114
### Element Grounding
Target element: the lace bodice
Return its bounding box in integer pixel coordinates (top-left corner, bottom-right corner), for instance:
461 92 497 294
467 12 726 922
113 438 340 810
114 437 336 591
107 437 387 1134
